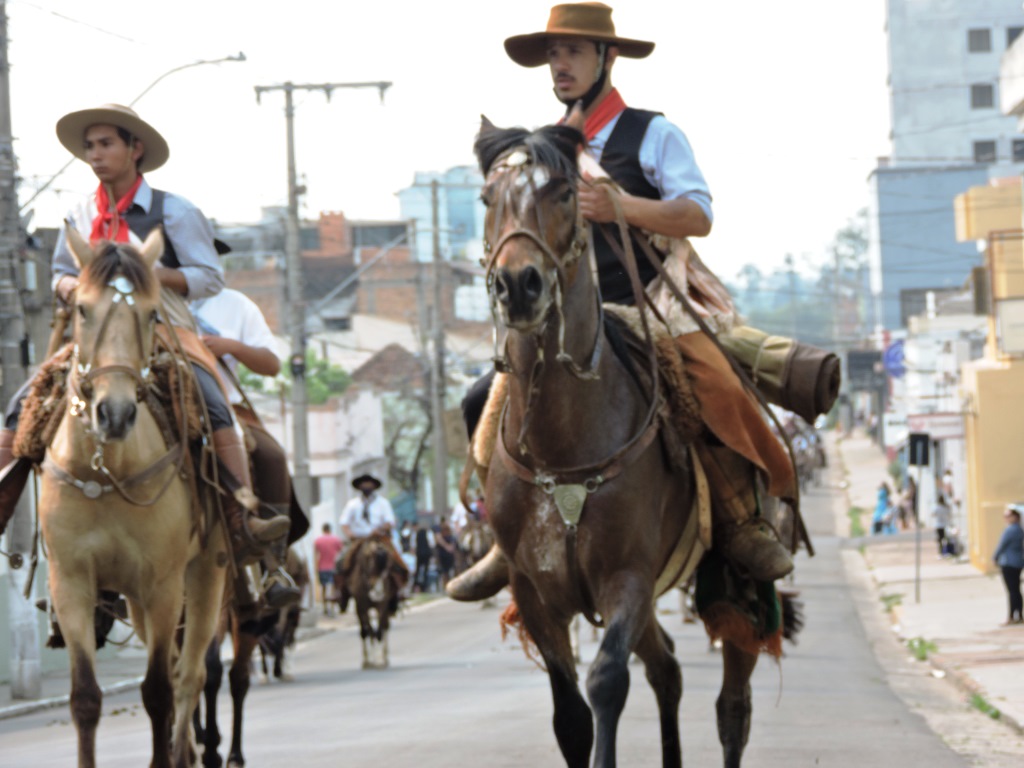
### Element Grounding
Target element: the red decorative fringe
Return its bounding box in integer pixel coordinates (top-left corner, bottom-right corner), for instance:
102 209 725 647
499 599 545 670
701 603 784 660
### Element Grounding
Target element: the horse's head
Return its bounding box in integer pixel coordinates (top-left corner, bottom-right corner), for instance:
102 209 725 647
476 108 587 334
66 224 163 441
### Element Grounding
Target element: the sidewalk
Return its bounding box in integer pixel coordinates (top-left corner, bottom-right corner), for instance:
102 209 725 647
0 601 356 721
833 429 1024 734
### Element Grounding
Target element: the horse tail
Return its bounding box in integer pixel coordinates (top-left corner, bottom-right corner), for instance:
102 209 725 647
778 588 804 645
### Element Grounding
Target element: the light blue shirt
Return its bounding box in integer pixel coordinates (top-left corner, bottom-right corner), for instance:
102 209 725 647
52 178 224 300
587 112 714 223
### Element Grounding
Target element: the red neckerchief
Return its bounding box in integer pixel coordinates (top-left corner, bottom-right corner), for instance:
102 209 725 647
91 175 144 243
583 88 626 141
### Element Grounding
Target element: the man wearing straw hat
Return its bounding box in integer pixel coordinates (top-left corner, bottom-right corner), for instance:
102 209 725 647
0 104 290 582
450 2 802 601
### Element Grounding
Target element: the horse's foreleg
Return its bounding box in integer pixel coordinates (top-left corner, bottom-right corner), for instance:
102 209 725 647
227 630 259 767
634 619 682 768
587 575 651 768
51 571 102 768
512 573 592 768
173 535 228 768
717 640 758 768
139 594 181 768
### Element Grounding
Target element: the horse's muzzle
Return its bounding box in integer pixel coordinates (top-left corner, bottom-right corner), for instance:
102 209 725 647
95 398 137 440
495 265 549 327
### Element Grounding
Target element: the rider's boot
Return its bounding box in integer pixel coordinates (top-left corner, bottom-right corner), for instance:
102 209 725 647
697 442 794 582
0 428 32 537
213 427 290 565
261 530 301 610
445 543 509 602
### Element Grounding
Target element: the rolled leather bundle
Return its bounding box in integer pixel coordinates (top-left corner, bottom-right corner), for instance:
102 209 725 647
718 325 841 425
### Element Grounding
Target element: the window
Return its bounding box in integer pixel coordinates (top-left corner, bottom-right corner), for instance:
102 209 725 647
974 140 997 164
1013 139 1024 162
968 28 992 52
971 83 995 109
1009 27 1024 47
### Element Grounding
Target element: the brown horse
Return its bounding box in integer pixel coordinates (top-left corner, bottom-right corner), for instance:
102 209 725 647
344 534 404 669
196 547 308 768
474 113 766 767
38 228 227 768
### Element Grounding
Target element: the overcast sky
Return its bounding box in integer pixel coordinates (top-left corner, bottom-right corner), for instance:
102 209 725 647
8 0 891 281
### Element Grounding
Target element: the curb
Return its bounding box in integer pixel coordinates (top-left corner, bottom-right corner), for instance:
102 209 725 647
0 676 143 722
0 594 450 722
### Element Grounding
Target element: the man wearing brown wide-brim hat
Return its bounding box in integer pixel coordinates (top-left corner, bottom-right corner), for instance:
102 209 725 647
450 3 803 601
0 102 291 611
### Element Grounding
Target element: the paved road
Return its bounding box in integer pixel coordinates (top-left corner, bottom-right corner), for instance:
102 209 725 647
0 473 970 766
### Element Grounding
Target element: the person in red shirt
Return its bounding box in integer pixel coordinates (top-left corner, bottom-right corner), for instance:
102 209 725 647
313 523 344 616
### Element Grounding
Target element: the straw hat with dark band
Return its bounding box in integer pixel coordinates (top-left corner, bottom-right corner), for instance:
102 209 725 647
56 103 170 172
504 2 654 68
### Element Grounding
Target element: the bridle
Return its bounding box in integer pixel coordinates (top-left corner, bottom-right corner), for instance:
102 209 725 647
69 272 153 412
44 260 185 506
481 148 603 383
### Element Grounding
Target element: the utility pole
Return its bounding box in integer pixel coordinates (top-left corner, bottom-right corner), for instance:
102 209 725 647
0 0 40 700
429 180 448 517
255 80 390 510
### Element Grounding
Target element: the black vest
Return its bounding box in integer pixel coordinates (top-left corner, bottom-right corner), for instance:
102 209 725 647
123 188 180 268
592 108 667 305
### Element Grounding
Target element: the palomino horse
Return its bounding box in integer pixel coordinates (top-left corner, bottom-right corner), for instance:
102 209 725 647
474 113 764 768
196 547 309 768
39 228 227 768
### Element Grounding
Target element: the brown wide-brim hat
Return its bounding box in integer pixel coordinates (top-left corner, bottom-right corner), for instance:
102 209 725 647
351 473 383 491
56 103 170 172
505 2 654 68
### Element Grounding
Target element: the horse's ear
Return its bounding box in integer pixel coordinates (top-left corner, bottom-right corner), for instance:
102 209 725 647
565 101 585 132
139 226 165 270
479 114 497 136
64 221 95 270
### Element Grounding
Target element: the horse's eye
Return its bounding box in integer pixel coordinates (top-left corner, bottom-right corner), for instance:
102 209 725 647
560 187 574 204
479 192 492 208
76 305 87 319
149 310 158 324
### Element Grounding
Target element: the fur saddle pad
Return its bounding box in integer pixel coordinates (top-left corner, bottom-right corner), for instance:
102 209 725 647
13 337 207 463
471 304 703 472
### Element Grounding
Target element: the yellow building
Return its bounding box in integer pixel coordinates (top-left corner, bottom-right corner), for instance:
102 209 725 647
955 180 1024 571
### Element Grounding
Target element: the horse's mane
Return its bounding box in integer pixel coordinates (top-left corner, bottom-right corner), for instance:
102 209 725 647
474 123 584 180
80 241 157 295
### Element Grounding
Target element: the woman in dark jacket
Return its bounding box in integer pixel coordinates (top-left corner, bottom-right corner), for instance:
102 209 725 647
993 506 1024 625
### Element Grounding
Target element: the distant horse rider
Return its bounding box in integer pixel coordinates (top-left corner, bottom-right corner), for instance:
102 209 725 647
335 473 409 612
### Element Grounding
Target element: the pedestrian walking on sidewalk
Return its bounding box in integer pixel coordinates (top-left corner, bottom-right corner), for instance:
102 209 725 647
993 505 1024 625
932 493 953 557
873 481 893 535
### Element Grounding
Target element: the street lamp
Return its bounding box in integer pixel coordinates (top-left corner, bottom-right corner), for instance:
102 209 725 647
18 52 247 213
